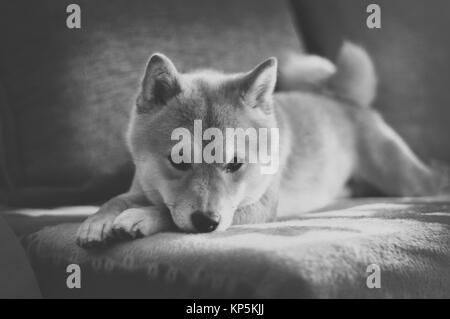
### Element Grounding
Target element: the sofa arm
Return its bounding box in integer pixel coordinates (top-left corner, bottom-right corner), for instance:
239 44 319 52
0 214 41 298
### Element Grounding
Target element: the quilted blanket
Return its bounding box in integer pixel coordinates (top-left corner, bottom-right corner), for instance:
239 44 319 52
19 197 450 298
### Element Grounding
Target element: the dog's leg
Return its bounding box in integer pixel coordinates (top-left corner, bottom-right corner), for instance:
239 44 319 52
112 206 174 238
356 111 443 196
76 192 148 248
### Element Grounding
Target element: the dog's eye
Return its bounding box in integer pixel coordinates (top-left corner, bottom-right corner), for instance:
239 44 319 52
225 157 243 173
168 155 191 171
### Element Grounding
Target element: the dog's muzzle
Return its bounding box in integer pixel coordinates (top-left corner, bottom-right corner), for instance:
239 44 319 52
191 211 221 233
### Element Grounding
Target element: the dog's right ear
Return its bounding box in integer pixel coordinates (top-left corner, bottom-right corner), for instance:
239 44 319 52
237 57 277 114
140 53 181 107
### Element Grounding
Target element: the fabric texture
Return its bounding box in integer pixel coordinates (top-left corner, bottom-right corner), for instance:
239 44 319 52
21 197 450 298
0 0 301 207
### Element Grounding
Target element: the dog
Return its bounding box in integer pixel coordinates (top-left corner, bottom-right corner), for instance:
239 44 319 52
76 42 444 248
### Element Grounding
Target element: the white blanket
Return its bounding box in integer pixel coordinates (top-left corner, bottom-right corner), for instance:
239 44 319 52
18 197 450 298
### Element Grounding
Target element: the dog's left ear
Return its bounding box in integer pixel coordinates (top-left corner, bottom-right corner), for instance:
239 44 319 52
239 57 277 112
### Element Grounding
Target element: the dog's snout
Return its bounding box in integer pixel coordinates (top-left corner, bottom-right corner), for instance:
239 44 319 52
191 211 221 233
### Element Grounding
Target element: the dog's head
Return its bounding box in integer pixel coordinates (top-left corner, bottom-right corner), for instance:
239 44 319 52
127 53 279 233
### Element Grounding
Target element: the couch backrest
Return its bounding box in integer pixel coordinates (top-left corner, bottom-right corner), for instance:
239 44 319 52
0 0 301 206
292 0 450 166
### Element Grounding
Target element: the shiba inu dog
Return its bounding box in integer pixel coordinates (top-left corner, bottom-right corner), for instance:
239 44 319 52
77 42 444 248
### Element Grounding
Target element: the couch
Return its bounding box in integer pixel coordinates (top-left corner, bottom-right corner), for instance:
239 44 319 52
1 0 449 298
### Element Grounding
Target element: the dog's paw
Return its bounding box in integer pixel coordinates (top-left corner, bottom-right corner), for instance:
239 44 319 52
112 207 163 239
76 213 117 248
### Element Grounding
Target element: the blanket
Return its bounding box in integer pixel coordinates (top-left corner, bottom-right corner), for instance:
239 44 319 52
19 197 450 298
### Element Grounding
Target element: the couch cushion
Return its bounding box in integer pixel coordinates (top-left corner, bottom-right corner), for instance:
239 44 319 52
1 205 95 237
0 0 302 207
22 197 450 298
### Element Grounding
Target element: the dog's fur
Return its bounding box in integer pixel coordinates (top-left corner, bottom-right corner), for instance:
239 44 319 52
76 43 443 248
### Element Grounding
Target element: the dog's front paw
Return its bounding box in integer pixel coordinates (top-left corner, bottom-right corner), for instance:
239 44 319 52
112 207 167 239
76 213 117 248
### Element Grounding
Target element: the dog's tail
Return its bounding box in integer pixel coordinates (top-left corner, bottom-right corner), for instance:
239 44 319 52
329 42 377 107
277 53 337 91
278 42 377 107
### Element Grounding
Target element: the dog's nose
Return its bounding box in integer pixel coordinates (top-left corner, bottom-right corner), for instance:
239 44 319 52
191 211 221 233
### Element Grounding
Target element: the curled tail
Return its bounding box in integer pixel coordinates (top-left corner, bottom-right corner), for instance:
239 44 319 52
277 53 336 90
329 42 377 107
278 42 377 107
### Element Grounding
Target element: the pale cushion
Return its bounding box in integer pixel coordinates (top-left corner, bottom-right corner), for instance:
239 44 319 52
21 197 450 298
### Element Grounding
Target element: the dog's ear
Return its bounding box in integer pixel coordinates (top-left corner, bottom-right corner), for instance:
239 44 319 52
141 53 181 106
239 57 277 112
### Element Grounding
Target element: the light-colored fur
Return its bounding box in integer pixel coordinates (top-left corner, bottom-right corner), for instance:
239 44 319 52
76 43 444 248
